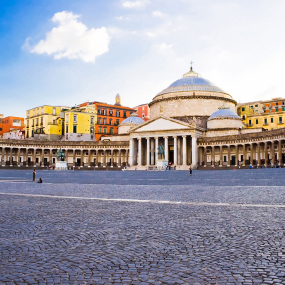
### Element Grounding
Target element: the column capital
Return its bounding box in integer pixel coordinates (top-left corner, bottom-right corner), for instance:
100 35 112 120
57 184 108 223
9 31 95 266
154 137 159 139
163 136 169 139
182 135 187 138
145 137 150 140
173 136 177 139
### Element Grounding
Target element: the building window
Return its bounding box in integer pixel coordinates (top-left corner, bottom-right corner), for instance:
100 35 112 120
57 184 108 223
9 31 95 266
264 118 267 124
98 117 101 124
241 107 245 112
109 119 112 125
53 108 56 115
90 127 94 134
40 117 43 125
142 113 145 118
103 109 107 115
109 110 113 116
66 126 68 133
66 115 69 123
91 116 94 124
249 119 252 125
110 128 114 135
37 109 39 115
99 126 102 133
255 119 258 124
36 118 39 125
242 115 245 120
283 108 285 111
98 109 101 115
123 111 126 118
271 117 274 123
279 117 283 123
116 111 120 117
116 119 119 125
276 108 279 112
103 127 107 134
255 104 258 107
276 103 278 106
41 108 44 114
73 115 77 123
73 125 77 133
33 110 35 116
103 118 107 124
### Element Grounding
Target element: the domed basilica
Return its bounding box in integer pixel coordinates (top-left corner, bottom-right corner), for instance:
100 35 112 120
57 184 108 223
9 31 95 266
106 66 283 170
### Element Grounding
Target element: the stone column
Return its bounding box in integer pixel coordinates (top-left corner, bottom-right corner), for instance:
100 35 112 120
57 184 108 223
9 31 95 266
191 135 197 167
235 145 239 166
80 149 84 167
33 148 36 167
151 138 154 165
103 150 107 166
182 135 187 166
129 138 134 166
177 137 181 165
211 146 215 166
278 140 282 165
264 142 268 166
173 136 177 165
155 137 159 165
73 149 76 167
96 149 99 166
257 143 261 166
146 137 150 166
138 138 142 166
17 148 21 166
1 147 4 165
227 146 231 166
219 146 223 167
250 143 253 166
118 149 121 167
88 149 92 167
243 144 246 166
111 149 114 167
203 146 207 167
164 136 169 162
9 148 13 166
271 142 275 166
126 149 129 166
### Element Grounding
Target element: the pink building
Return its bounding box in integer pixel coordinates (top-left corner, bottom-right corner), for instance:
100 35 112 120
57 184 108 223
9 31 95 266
133 103 150 121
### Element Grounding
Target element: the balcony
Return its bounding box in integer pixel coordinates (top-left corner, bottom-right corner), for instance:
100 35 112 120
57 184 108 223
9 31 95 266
263 123 269 126
278 121 284 125
247 124 253 127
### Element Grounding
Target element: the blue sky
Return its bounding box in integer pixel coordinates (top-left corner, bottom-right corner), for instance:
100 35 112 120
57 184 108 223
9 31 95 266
1 0 285 117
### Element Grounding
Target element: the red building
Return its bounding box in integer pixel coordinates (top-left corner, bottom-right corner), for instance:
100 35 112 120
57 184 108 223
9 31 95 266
133 103 150 121
0 115 25 137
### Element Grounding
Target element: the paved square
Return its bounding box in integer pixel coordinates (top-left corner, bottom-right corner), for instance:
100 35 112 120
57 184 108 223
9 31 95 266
1 169 285 284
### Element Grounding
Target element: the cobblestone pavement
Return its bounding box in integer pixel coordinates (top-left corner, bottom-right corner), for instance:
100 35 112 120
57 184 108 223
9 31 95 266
1 170 285 284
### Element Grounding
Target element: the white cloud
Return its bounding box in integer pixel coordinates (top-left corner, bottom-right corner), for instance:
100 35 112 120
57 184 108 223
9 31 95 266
115 15 130 21
152 10 165 18
30 11 110 63
121 0 149 9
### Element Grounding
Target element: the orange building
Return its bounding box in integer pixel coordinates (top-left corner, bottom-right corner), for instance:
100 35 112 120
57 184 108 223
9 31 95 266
134 103 150 121
93 101 135 140
0 115 25 137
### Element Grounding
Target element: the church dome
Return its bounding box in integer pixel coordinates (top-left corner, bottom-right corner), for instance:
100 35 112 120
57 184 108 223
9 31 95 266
118 113 144 135
208 107 241 121
120 113 145 125
149 66 236 122
161 68 225 94
207 106 242 130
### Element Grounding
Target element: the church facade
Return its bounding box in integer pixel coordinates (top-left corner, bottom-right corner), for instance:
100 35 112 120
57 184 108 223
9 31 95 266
0 67 284 169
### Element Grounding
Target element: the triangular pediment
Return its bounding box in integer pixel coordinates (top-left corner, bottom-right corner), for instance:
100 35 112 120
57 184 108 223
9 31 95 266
131 116 194 133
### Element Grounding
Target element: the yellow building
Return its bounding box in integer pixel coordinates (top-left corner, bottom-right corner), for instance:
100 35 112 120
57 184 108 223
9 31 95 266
26 105 69 140
237 98 285 130
64 103 97 141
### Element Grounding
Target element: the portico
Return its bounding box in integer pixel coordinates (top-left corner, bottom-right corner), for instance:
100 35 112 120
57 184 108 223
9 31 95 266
127 116 203 169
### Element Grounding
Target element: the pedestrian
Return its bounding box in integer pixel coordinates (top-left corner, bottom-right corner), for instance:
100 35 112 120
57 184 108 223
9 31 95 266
37 178 43 183
32 169 36 182
189 167 193 176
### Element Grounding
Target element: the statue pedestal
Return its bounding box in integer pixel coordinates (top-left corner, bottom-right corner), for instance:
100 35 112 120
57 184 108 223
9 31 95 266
55 161 68 170
156 159 168 170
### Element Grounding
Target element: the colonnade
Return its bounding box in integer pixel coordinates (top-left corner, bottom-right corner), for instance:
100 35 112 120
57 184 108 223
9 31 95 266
129 134 197 167
0 146 129 168
198 140 285 167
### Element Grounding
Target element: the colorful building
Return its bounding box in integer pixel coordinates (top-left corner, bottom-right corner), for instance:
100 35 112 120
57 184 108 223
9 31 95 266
64 104 96 141
0 115 25 138
133 103 150 121
26 105 69 140
237 97 285 130
93 99 135 141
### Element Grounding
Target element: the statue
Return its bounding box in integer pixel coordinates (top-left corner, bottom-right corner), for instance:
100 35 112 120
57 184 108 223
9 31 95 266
56 148 65 162
157 143 165 159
